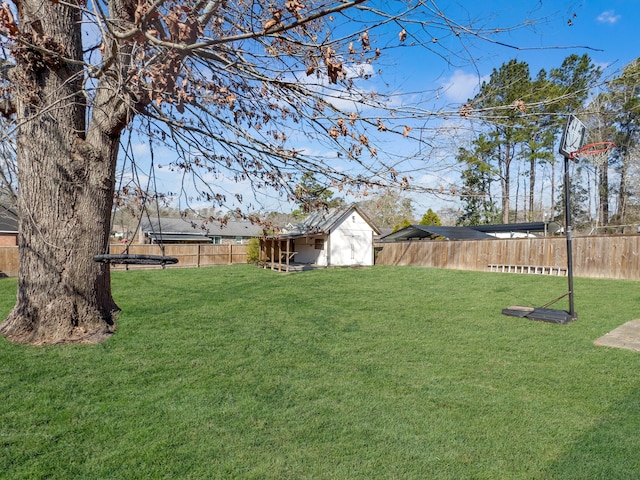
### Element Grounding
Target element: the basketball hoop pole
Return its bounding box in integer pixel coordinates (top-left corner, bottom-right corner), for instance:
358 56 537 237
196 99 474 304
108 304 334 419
562 153 577 321
556 114 586 322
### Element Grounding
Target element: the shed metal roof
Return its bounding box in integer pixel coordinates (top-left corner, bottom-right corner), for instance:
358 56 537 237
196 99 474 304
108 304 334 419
272 205 380 239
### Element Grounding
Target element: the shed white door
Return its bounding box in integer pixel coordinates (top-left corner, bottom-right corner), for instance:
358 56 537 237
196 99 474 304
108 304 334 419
330 233 371 266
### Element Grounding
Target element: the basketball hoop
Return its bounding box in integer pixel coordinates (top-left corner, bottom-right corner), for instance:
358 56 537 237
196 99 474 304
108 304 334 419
559 115 586 157
569 141 616 166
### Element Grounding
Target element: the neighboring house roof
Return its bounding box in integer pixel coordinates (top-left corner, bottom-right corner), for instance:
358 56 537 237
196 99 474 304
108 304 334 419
374 227 394 240
0 206 17 233
141 217 265 241
468 222 552 234
275 205 381 238
379 225 494 241
146 233 212 242
379 221 563 242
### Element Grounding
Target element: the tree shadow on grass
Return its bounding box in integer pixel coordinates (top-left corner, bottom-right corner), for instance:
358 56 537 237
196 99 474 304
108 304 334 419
540 380 640 479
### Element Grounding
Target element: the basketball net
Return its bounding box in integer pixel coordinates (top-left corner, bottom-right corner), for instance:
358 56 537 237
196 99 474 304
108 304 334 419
570 142 615 168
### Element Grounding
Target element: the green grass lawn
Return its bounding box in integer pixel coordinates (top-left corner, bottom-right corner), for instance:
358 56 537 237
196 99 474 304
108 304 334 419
1 265 639 479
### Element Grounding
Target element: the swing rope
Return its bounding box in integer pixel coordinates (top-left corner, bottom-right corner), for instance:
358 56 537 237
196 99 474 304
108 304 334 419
94 128 178 267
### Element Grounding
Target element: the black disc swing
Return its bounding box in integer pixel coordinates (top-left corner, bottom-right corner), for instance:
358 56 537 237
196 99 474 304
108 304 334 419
93 253 179 266
94 133 178 268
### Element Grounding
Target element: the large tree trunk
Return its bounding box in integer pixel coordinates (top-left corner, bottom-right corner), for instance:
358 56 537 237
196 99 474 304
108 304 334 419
598 164 609 226
617 151 629 223
528 156 535 221
500 143 511 224
0 0 122 344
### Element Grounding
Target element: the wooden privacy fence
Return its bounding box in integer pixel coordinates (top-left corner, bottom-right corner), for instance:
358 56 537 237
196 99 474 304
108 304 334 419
375 235 640 281
0 243 249 277
1 236 639 280
0 247 19 278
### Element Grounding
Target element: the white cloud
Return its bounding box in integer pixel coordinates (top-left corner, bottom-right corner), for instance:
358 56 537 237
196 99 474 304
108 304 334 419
344 62 375 80
440 70 487 103
131 142 150 156
597 10 621 24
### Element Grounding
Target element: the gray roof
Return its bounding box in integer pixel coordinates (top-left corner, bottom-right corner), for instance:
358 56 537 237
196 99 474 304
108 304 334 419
379 225 494 241
141 217 264 238
469 222 550 234
278 205 380 238
0 206 17 233
146 233 213 242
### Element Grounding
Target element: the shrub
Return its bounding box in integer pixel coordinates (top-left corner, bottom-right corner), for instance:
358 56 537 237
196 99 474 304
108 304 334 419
247 237 260 263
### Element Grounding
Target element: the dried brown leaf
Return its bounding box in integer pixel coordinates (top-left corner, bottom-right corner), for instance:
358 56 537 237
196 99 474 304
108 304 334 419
263 10 281 31
285 0 304 17
263 17 278 31
0 2 19 36
513 99 526 113
459 104 473 118
327 62 343 84
360 30 370 50
166 10 180 39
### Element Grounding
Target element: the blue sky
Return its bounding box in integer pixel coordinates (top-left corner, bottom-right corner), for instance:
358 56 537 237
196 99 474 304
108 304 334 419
371 1 637 119
143 1 639 216
381 0 640 215
432 1 636 100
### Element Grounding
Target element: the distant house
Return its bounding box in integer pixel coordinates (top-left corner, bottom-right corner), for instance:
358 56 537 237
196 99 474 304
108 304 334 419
379 222 560 242
0 206 18 246
262 205 380 269
470 222 562 238
140 217 264 245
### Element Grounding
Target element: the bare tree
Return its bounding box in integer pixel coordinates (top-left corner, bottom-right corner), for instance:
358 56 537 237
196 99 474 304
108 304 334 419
0 0 584 344
0 118 17 206
607 58 640 224
357 188 414 229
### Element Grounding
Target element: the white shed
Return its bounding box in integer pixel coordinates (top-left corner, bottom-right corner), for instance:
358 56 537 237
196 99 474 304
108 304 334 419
262 205 380 269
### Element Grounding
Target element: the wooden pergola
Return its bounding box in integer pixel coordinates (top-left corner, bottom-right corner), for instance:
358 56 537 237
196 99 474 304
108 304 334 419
259 236 297 272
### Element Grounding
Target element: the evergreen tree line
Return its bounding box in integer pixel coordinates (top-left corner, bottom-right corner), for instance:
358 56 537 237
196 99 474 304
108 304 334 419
456 55 640 232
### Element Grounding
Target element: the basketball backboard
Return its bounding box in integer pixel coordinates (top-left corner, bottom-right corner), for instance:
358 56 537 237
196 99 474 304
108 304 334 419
559 115 586 157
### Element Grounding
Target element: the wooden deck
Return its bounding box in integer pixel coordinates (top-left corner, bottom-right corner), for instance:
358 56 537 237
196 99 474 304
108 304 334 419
264 262 326 272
